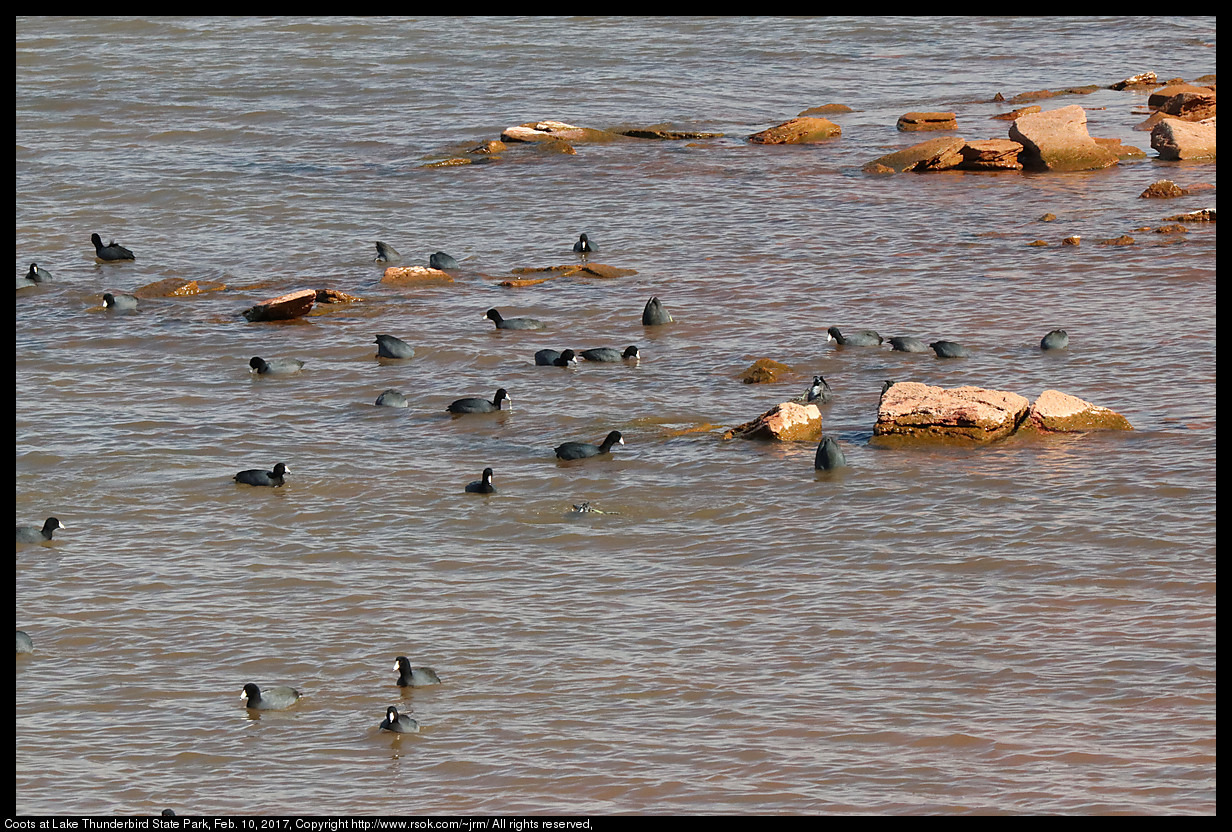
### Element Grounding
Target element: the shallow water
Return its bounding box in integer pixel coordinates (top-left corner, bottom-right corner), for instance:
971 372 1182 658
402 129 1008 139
15 16 1216 816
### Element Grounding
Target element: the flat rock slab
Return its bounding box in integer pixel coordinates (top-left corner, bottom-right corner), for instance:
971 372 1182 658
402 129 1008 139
1027 390 1132 432
724 401 823 442
897 111 957 131
381 266 454 285
864 137 965 172
241 288 316 322
500 120 618 143
618 127 724 140
875 382 1029 443
1008 105 1118 171
134 278 226 299
1151 117 1216 161
748 117 841 144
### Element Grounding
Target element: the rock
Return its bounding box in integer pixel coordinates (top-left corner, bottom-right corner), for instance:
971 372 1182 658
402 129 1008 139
863 137 965 173
798 104 853 116
1133 111 1172 132
1154 224 1188 234
618 127 724 140
1094 138 1146 159
748 117 841 144
531 138 577 155
241 288 316 322
1008 105 1118 172
723 401 823 442
873 382 1030 444
423 158 472 168
1097 235 1135 245
380 266 454 285
1039 213 1057 222
500 121 617 143
958 139 1024 170
863 162 895 175
133 278 226 299
1150 117 1216 160
1010 85 1100 102
576 263 638 279
1061 236 1081 246
1140 179 1186 198
1159 91 1216 121
1163 209 1216 222
992 104 1042 121
739 358 794 384
469 140 507 155
1111 71 1159 90
1027 240 1049 246
1148 83 1215 109
315 289 362 304
897 111 957 131
1027 389 1132 432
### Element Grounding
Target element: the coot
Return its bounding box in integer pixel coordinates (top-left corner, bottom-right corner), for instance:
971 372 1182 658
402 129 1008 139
555 430 624 460
234 463 289 487
446 388 509 414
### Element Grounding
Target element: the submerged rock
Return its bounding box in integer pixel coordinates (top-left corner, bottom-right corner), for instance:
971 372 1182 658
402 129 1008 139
724 401 824 442
958 139 1024 170
748 117 841 144
381 266 454 285
500 120 617 143
1008 105 1118 172
863 137 965 173
1140 180 1186 199
134 278 226 299
739 358 794 384
874 382 1030 444
897 111 957 131
1026 390 1132 432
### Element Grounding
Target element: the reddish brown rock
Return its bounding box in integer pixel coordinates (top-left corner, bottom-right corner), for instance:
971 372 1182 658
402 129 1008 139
897 111 957 131
739 358 794 385
1133 111 1172 132
1163 209 1216 222
874 382 1029 443
133 278 226 299
992 104 1042 121
723 401 823 441
1150 117 1217 160
1008 105 1118 171
1159 91 1216 121
1140 179 1186 198
241 288 316 322
1097 235 1135 246
1061 236 1081 246
469 140 507 155
958 139 1024 170
1027 240 1049 246
863 137 965 173
381 266 454 285
315 289 362 304
1111 71 1159 90
500 120 617 143
748 117 841 144
1027 390 1133 432
576 263 638 279
1011 86 1099 102
1154 224 1188 234
798 104 853 116
1148 83 1215 109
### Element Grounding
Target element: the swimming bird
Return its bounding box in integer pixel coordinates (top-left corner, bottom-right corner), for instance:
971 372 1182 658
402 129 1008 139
827 327 883 347
579 346 639 363
373 241 401 263
446 388 509 414
555 430 624 460
485 308 546 331
429 251 459 270
930 340 970 358
375 389 408 408
394 656 443 687
573 233 596 253
249 356 304 376
1041 329 1069 350
102 292 138 311
815 436 847 470
240 683 300 711
234 463 289 487
465 467 495 494
888 336 929 353
90 233 135 261
25 263 52 283
642 296 672 326
374 334 415 359
797 375 833 404
534 348 577 367
16 517 65 543
16 630 33 654
379 705 419 733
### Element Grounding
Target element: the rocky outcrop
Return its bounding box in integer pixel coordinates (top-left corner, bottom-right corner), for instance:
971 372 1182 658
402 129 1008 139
874 382 1029 443
381 266 454 284
1008 105 1118 171
863 137 965 173
1159 91 1216 121
1148 84 1215 109
134 278 226 299
1150 117 1217 161
241 288 316 322
724 401 823 441
1140 179 1186 198
748 117 841 144
1026 390 1133 432
500 120 617 143
897 112 957 131
958 140 1024 170
739 358 794 384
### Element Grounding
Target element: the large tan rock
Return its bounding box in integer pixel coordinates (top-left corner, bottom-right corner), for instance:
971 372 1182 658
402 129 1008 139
748 117 841 144
874 382 1029 443
1151 117 1217 161
723 401 823 441
863 137 965 173
1008 105 1118 171
1027 390 1132 432
241 288 316 322
381 266 454 285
